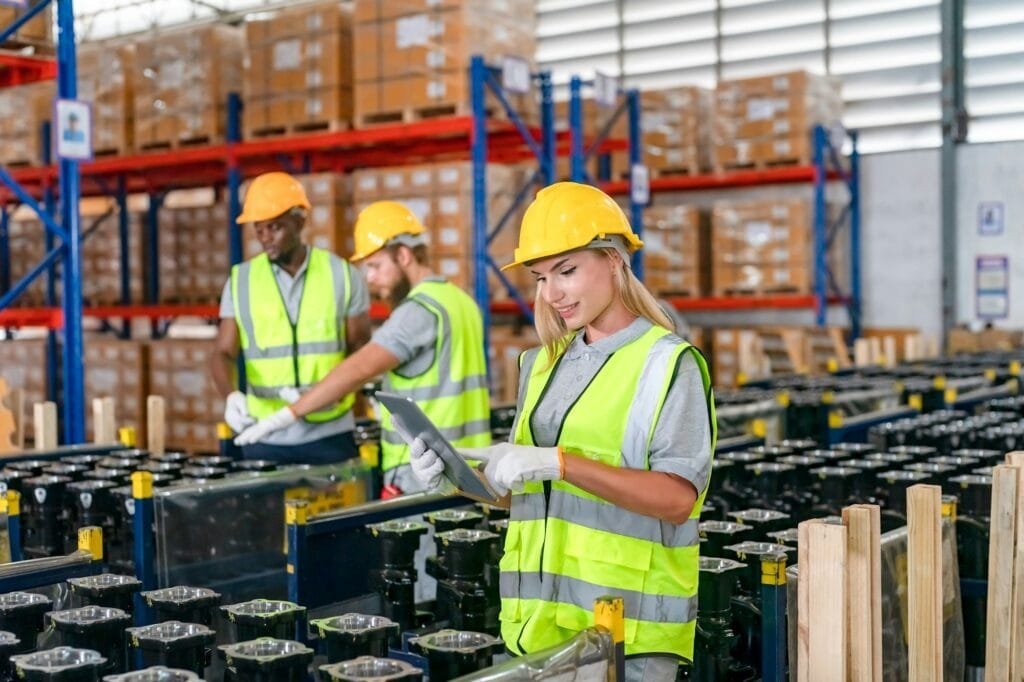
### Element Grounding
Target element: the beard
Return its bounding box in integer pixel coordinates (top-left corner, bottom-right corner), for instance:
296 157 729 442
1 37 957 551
387 272 412 309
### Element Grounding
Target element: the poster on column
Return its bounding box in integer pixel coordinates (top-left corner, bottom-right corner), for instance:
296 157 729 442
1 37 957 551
54 99 93 162
978 201 1004 236
0 1 28 8
976 255 1009 320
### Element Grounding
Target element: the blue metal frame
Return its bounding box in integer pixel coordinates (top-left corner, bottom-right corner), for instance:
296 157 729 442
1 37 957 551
132 472 157 626
812 125 862 338
759 560 787 682
469 56 554 358
0 0 86 441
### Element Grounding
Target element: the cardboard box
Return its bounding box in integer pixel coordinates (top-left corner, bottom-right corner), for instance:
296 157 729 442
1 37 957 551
84 339 149 443
149 339 224 453
0 338 48 441
78 43 135 154
0 0 51 47
711 328 770 388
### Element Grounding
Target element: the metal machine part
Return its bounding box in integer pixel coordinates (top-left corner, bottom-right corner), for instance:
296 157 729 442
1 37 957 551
0 630 20 681
22 475 72 558
726 509 790 542
407 630 502 682
67 574 142 613
102 665 202 681
141 587 221 627
218 638 314 682
124 621 216 675
221 600 306 642
46 607 131 674
366 521 428 632
699 521 753 557
319 656 423 682
309 614 399 664
693 557 752 682
10 647 107 682
431 530 500 634
0 592 52 652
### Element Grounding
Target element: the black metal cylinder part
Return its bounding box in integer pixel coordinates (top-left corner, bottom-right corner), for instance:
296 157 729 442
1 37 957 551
149 453 190 466
67 574 142 614
726 509 790 541
0 630 19 680
102 665 202 681
46 607 131 675
141 587 221 627
231 460 277 474
367 521 427 571
0 592 51 653
309 614 399 664
697 557 745 613
6 461 50 477
407 630 502 682
22 475 71 557
218 638 314 682
44 464 89 482
698 521 752 558
878 470 931 516
60 455 104 468
10 647 107 682
778 439 818 455
221 600 306 642
722 542 794 597
125 621 216 675
436 529 498 580
319 656 423 682
949 474 993 519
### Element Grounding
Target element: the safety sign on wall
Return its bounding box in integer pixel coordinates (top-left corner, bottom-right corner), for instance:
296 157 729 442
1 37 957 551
978 201 1005 236
54 98 93 161
976 255 1009 319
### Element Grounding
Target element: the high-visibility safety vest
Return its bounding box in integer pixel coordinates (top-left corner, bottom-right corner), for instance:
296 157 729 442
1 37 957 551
379 280 491 472
231 248 355 422
501 325 716 661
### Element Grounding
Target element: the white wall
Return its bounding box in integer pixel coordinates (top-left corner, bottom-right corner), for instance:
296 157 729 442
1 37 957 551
956 141 1024 328
858 148 943 335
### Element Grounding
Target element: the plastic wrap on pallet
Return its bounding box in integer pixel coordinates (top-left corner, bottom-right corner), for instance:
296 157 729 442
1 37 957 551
152 461 372 601
456 627 614 682
785 518 965 681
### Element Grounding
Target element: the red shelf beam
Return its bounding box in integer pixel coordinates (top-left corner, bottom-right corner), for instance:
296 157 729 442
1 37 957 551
0 51 56 87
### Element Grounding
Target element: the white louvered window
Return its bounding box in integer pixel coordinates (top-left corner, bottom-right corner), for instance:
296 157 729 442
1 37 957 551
540 0 1023 152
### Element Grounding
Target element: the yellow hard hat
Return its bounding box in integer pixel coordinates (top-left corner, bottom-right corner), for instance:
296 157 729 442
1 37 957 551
236 172 311 224
351 201 427 261
502 181 643 270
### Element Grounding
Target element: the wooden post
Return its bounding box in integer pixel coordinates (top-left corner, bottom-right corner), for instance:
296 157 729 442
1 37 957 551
853 339 872 367
923 334 939 358
9 387 24 451
0 379 18 454
1000 455 1024 680
146 395 166 455
904 334 922 362
33 401 58 451
798 519 848 682
843 504 882 682
882 336 897 368
987 465 1018 681
91 397 117 445
907 484 943 681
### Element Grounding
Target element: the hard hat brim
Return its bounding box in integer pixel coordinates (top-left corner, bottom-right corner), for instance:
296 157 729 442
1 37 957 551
501 234 644 271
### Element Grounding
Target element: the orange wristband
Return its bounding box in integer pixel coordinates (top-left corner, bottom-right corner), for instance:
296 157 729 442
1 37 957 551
557 447 566 480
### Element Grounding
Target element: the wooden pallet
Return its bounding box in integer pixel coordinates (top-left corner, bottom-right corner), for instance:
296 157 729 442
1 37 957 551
650 288 700 299
713 154 811 173
353 101 519 128
0 40 54 56
93 147 130 159
712 285 808 297
138 135 220 153
245 118 349 139
0 158 38 169
649 164 703 179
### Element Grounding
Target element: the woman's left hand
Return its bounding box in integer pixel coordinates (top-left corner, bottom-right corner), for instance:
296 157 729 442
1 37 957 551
471 444 562 495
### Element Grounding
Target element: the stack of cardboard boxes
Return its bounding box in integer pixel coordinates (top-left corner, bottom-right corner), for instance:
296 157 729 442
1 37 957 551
84 339 149 443
243 173 354 260
0 82 52 166
157 191 231 303
350 161 527 297
643 204 707 297
711 328 770 388
78 43 135 156
134 25 245 149
710 198 814 296
80 198 146 305
637 87 713 176
0 0 51 49
713 70 843 169
352 0 536 125
149 339 224 453
489 326 539 403
0 338 48 440
5 207 48 307
243 2 354 137
554 97 628 180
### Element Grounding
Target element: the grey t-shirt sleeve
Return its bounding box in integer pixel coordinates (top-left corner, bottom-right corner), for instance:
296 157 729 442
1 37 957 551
648 350 713 492
345 263 370 317
371 300 438 371
219 279 233 319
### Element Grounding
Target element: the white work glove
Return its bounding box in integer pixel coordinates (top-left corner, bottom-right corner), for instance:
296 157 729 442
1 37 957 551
391 415 454 494
278 386 302 404
224 391 256 434
233 407 297 446
470 443 563 496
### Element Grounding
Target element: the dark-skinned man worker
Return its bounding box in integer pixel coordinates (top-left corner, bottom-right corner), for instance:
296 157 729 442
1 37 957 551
211 171 372 464
234 200 490 494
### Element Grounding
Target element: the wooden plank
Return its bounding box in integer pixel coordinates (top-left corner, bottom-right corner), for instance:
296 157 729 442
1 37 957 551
882 336 897 368
91 397 117 445
907 484 943 681
1006 451 1024 467
9 387 24 451
853 339 872 367
799 519 848 682
1011 464 1024 681
0 379 17 454
843 504 882 682
33 401 58 450
987 465 1018 682
146 395 166 455
797 519 815 682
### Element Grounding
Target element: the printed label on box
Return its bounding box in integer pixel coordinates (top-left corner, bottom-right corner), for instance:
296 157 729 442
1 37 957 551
427 79 447 99
396 14 431 48
746 98 774 121
274 40 302 70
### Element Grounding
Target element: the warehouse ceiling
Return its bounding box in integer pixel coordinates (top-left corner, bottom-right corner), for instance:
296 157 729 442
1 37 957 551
74 0 351 41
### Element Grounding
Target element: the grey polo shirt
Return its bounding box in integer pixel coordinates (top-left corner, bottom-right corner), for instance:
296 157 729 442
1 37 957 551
220 247 370 445
370 276 448 376
512 317 713 492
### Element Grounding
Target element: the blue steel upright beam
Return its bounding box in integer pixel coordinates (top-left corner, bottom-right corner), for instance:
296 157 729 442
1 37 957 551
56 0 85 443
848 131 862 340
568 76 584 182
627 89 644 278
116 176 130 338
812 126 828 327
539 70 555 185
131 472 156 626
0 207 9 296
469 57 491 361
42 122 58 402
226 92 246 391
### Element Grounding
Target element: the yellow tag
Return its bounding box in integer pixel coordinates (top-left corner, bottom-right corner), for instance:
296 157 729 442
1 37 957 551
776 391 790 407
751 420 767 438
594 596 625 644
737 372 748 386
933 376 946 390
909 394 923 411
828 411 843 428
761 557 787 586
821 391 835 405
118 427 137 447
131 471 154 500
5 491 19 517
285 501 308 526
1011 361 1022 376
941 499 957 520
827 358 838 373
893 381 904 393
359 443 380 468
217 422 233 440
79 527 104 560
944 388 958 404
985 369 997 382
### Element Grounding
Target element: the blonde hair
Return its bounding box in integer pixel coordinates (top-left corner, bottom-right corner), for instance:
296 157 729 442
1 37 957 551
534 249 674 370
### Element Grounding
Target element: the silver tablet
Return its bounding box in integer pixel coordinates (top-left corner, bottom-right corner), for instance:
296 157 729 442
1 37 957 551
375 391 502 503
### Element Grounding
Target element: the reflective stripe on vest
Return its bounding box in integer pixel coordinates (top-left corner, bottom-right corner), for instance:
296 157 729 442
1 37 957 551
501 326 716 661
378 280 491 472
231 248 355 422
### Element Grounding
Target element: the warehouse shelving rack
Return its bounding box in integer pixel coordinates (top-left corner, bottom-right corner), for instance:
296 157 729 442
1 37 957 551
0 38 859 442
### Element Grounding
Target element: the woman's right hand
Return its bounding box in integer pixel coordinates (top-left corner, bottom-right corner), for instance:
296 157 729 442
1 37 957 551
409 437 450 491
